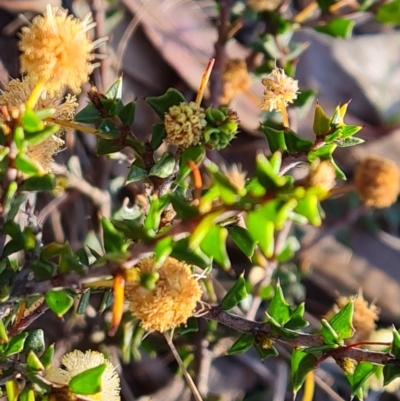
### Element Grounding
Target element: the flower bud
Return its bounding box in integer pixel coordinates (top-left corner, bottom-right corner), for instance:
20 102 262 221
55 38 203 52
354 155 400 208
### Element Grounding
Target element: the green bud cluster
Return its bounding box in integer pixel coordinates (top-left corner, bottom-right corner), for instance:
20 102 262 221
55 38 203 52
203 107 239 150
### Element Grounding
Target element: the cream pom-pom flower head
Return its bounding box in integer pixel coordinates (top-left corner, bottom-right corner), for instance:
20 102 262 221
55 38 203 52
45 349 120 401
19 5 104 94
260 67 299 127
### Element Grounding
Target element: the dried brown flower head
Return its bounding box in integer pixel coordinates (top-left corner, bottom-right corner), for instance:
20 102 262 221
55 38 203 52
19 5 99 94
164 102 206 148
325 292 379 343
27 136 64 173
0 76 78 121
0 76 78 172
45 350 120 401
248 0 282 11
125 257 203 333
306 160 336 192
260 68 299 112
220 59 252 105
354 155 400 208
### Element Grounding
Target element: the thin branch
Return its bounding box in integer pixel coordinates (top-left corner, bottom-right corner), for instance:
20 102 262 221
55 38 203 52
164 332 203 401
52 163 111 218
89 0 109 91
193 320 212 397
272 359 288 401
8 302 49 336
314 373 346 401
280 154 308 175
209 0 233 106
204 307 398 366
298 204 369 258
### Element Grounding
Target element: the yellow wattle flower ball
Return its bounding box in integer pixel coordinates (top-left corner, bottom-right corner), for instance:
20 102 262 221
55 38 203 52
19 6 98 94
260 68 299 112
45 350 120 401
164 102 207 148
125 257 203 333
354 155 400 208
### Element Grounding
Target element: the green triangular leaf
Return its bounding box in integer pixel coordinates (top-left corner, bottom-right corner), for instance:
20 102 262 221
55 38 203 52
97 119 120 138
127 160 147 183
40 344 55 369
294 193 322 226
284 129 313 153
313 103 331 137
24 124 59 147
4 332 29 356
285 303 309 330
45 289 74 317
118 101 136 126
267 281 292 326
390 327 400 359
69 363 106 395
254 343 279 360
150 152 176 178
246 206 276 258
321 319 340 345
349 362 376 396
170 238 211 269
20 174 56 192
335 137 365 147
96 138 124 155
150 122 167 150
15 153 40 175
291 349 318 393
340 125 363 139
328 300 354 341
146 88 186 119
315 17 355 38
227 332 254 355
227 226 256 258
26 350 45 372
77 290 91 315
75 103 101 124
383 363 400 386
101 218 126 253
175 146 205 184
18 388 35 401
105 76 123 99
307 143 336 162
22 109 45 133
376 0 400 24
260 125 287 153
220 274 248 310
200 225 230 270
